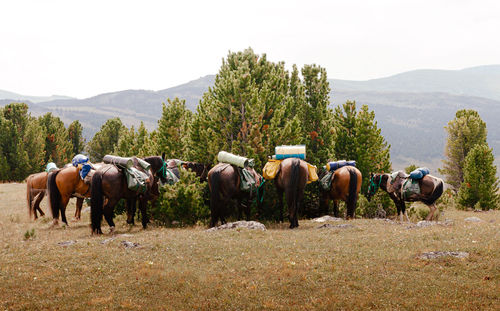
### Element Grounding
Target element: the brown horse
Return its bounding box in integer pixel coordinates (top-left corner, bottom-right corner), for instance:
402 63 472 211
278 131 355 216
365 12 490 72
207 163 263 227
47 166 89 226
26 172 49 220
182 161 212 182
366 172 444 221
320 166 362 219
274 158 309 229
90 155 166 234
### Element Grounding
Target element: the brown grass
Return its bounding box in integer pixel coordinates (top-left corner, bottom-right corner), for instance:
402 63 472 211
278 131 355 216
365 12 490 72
0 183 498 310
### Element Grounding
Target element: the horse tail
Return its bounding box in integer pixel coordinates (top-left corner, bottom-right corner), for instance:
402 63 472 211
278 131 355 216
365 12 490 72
26 175 34 219
346 167 358 218
425 178 444 205
47 171 61 220
289 158 300 213
209 168 221 227
90 170 104 233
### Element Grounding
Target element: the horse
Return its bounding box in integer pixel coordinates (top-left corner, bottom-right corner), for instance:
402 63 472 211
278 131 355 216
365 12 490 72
274 158 309 229
90 155 167 234
366 172 444 221
26 172 49 220
320 166 362 219
182 161 212 182
207 163 263 228
125 155 171 226
47 166 89 226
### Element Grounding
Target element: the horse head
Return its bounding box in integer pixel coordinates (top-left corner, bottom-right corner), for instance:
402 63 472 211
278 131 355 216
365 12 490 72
143 155 169 185
366 173 383 202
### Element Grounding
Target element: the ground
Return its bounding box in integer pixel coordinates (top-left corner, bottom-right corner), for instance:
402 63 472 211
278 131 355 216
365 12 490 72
0 183 498 310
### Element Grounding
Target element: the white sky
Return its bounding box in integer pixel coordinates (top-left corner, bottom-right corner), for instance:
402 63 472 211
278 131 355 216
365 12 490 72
1 0 499 98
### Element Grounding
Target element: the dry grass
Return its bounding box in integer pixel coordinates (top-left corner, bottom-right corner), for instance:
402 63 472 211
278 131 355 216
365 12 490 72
0 183 498 310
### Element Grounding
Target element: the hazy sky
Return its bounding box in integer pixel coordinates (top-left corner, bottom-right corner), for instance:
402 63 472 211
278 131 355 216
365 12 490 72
1 0 499 98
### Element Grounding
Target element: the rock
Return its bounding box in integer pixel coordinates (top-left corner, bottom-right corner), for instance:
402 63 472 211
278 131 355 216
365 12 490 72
318 223 354 229
465 217 482 222
57 240 77 247
312 215 342 222
416 251 469 260
82 207 91 214
375 206 387 219
413 220 454 228
121 241 140 248
101 237 117 244
206 221 266 232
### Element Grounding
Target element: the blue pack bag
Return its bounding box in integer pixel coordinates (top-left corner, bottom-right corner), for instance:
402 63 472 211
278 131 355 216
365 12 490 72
409 167 429 180
72 154 89 167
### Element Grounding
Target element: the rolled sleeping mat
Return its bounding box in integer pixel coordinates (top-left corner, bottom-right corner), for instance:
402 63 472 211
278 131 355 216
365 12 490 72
326 160 356 171
275 153 306 160
136 158 151 171
103 155 133 169
275 145 306 158
45 162 58 173
217 151 249 168
409 167 430 179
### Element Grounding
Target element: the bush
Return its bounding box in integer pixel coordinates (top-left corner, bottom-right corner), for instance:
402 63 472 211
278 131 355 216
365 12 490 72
151 168 209 226
356 192 396 218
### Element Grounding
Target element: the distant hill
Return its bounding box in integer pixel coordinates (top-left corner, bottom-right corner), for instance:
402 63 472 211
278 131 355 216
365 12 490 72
0 89 74 103
2 66 500 172
331 65 500 101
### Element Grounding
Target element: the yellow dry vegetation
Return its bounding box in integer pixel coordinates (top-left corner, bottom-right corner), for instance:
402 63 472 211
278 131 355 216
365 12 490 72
0 183 498 310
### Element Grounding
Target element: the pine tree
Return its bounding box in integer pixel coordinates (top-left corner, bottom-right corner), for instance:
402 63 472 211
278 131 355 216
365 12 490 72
23 118 46 173
87 118 126 162
440 109 487 190
157 98 192 159
38 113 73 167
333 101 391 192
68 120 85 155
301 64 334 166
457 144 499 210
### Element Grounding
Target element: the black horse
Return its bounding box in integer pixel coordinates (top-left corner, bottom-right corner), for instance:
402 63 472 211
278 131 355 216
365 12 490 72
207 163 264 227
366 172 444 221
90 154 167 234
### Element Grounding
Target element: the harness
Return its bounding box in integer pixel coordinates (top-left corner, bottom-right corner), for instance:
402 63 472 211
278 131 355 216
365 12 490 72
156 159 168 180
368 175 383 194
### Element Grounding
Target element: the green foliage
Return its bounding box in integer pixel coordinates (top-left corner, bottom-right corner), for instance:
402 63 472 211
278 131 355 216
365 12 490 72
87 117 125 162
407 204 432 221
405 164 418 174
157 98 192 159
68 120 85 154
38 113 72 167
23 228 36 240
356 192 396 218
333 101 391 193
114 122 149 157
152 169 209 226
457 144 499 210
440 109 487 190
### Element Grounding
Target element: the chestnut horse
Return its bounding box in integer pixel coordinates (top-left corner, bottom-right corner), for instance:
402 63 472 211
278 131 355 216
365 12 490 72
47 166 89 226
90 155 166 234
207 163 263 227
366 172 444 221
26 171 49 220
320 166 362 219
275 158 309 229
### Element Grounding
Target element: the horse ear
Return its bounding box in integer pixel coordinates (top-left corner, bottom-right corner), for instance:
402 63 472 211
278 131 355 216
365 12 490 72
161 152 165 160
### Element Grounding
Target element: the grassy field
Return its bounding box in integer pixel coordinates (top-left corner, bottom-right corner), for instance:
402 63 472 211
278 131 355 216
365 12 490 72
0 183 498 310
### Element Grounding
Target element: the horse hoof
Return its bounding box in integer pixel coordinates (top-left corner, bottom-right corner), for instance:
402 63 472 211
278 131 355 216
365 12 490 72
109 226 115 234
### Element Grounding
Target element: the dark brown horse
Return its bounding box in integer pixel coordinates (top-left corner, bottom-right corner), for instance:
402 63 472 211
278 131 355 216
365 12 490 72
366 172 444 221
90 155 167 234
275 158 309 229
182 161 212 182
47 166 89 226
207 163 263 227
320 166 362 219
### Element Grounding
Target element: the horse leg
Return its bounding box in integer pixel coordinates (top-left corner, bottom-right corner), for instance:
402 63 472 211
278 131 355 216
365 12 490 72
333 200 339 218
243 197 251 221
60 196 71 225
138 199 149 229
426 203 436 221
400 201 409 222
103 198 118 234
34 192 45 218
126 199 136 225
74 197 83 221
